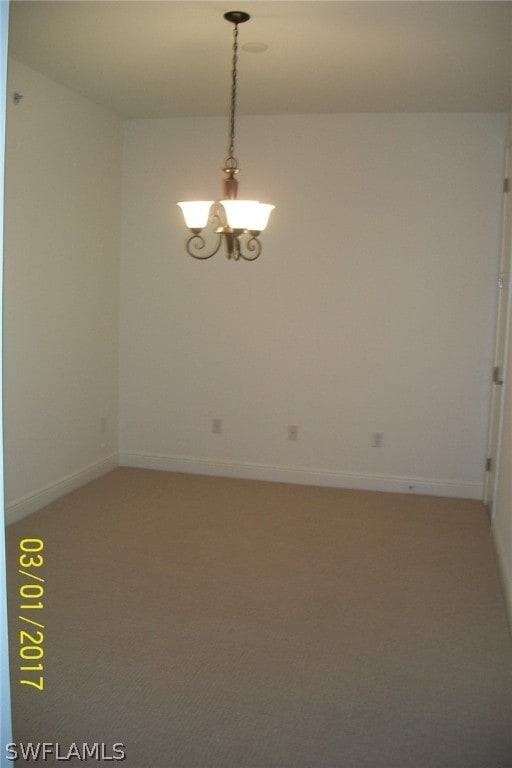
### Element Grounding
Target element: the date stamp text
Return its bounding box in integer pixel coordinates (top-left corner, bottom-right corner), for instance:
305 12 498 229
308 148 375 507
18 538 45 691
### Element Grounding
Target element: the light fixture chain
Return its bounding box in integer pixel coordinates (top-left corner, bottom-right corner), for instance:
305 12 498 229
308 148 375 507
226 22 239 170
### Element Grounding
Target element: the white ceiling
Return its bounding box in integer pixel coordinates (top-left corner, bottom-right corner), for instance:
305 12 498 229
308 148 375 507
7 0 512 119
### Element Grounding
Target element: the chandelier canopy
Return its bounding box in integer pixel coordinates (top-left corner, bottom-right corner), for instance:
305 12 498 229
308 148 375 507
177 11 274 261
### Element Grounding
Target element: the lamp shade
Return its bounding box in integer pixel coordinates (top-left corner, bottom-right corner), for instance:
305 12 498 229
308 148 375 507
220 200 274 232
247 203 275 232
177 201 214 230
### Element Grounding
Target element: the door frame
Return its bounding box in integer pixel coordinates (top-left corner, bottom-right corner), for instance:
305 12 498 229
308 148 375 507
0 0 12 760
484 123 512 514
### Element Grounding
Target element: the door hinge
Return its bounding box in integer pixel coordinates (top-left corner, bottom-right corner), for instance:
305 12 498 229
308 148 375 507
486 457 492 472
493 366 504 385
505 178 510 194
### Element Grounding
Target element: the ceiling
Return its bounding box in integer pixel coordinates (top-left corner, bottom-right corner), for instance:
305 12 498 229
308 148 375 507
7 1 512 119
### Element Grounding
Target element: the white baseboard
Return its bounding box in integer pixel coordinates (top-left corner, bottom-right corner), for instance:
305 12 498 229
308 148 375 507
119 451 482 499
5 451 483 526
492 527 512 634
5 454 119 525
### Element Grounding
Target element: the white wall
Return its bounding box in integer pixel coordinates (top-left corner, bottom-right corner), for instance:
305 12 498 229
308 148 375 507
119 112 507 497
3 88 507 511
3 59 122 522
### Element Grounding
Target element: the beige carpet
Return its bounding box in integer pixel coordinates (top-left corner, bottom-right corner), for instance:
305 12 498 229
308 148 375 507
6 468 512 767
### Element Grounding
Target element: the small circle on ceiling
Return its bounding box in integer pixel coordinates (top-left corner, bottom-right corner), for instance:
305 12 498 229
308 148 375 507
242 42 269 53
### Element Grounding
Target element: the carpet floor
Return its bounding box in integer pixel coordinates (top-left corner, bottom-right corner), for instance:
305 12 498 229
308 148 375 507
5 468 512 767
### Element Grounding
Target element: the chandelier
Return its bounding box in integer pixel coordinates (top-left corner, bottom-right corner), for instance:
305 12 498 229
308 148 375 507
177 11 274 261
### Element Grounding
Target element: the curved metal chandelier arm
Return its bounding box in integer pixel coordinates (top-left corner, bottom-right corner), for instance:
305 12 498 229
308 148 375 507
184 232 222 260
239 235 262 261
222 231 262 261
